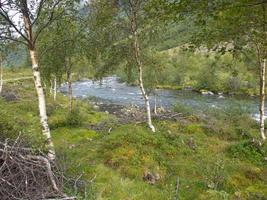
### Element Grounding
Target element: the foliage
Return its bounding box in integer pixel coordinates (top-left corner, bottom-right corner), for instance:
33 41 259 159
0 110 20 141
1 0 267 198
227 140 266 164
37 6 84 86
199 190 230 200
0 68 266 199
65 108 83 127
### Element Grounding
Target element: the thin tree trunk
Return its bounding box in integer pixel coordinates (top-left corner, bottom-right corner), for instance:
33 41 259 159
22 3 55 160
29 50 56 159
53 76 57 101
0 56 3 94
260 0 267 141
49 79 53 95
260 58 266 141
154 95 157 115
67 71 73 112
130 2 155 132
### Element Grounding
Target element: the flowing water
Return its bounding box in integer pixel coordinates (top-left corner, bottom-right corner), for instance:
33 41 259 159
60 76 265 121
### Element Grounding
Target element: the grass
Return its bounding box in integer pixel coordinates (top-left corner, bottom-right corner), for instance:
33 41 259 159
3 67 32 79
0 68 267 199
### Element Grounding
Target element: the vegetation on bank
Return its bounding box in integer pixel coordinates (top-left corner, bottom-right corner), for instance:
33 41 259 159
116 49 259 96
1 69 266 200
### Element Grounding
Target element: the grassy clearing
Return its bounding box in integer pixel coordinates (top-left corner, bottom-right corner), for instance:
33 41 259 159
0 69 266 200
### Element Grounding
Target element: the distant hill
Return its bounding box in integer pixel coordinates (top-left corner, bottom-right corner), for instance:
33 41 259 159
5 44 28 68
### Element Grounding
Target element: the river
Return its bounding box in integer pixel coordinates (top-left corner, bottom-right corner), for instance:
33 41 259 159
60 76 265 121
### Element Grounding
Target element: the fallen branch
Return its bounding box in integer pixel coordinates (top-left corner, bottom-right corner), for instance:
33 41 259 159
44 197 77 200
0 139 67 200
174 177 180 200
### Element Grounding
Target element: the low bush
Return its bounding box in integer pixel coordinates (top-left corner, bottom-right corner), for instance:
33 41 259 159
173 102 194 116
0 116 19 141
65 108 83 127
227 140 265 164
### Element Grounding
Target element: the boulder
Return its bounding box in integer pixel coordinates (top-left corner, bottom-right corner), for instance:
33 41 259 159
200 89 214 95
143 171 160 185
93 105 99 110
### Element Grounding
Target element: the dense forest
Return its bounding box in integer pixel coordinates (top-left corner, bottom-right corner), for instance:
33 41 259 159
0 0 267 199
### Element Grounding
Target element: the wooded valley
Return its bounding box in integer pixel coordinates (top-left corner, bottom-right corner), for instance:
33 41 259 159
0 0 267 199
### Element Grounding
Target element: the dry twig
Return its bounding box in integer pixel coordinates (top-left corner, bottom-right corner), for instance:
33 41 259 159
0 139 69 200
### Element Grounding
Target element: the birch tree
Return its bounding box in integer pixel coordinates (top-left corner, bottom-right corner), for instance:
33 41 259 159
0 42 5 94
38 13 81 112
0 41 9 94
115 0 156 132
0 0 72 159
0 52 3 94
84 0 160 132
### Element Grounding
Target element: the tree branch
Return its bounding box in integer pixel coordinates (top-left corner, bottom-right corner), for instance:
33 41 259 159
0 35 28 46
0 7 30 44
31 0 47 26
33 0 64 44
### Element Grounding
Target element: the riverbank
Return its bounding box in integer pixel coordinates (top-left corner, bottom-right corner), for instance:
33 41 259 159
1 69 267 199
156 84 259 97
60 76 266 123
117 75 258 97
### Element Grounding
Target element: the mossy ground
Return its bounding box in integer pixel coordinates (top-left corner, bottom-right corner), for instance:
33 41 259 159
1 69 266 200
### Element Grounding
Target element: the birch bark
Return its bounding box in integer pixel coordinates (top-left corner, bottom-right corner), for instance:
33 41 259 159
22 1 55 159
259 58 266 140
130 1 155 132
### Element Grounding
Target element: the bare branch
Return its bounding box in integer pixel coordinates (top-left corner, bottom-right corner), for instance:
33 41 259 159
0 139 67 199
33 0 65 44
31 0 47 26
0 7 30 44
0 35 28 46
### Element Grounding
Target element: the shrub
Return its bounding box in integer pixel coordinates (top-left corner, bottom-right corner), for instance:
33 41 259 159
173 103 194 116
202 102 257 140
65 108 83 127
184 124 204 135
224 76 242 92
46 103 61 116
227 140 264 164
203 159 226 190
0 116 18 141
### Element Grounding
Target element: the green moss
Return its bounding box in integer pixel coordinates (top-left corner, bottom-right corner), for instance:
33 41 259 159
183 123 205 135
53 127 97 144
244 185 267 199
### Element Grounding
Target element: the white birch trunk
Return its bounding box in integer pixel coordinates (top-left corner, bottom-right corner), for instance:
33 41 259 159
154 96 157 115
67 72 73 112
20 0 56 160
0 56 3 94
260 3 267 141
130 4 155 132
30 50 56 160
49 79 53 95
53 77 57 101
138 73 155 132
260 58 266 141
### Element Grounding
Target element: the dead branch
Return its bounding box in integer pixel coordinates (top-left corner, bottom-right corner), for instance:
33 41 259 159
0 139 69 200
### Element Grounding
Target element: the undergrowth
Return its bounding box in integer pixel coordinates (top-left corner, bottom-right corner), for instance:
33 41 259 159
0 69 266 199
